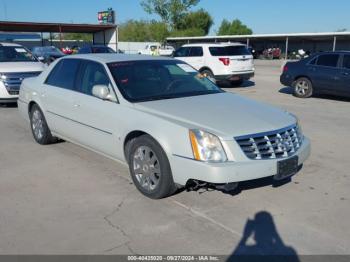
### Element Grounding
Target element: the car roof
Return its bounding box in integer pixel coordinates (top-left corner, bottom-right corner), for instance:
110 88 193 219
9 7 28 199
0 42 22 47
314 51 350 55
62 53 174 63
182 42 246 47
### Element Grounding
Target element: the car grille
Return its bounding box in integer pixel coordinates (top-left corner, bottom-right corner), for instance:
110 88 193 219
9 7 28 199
2 71 41 93
235 124 303 160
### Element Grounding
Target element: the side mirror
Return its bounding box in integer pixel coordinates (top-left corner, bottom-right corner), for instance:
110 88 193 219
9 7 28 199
92 85 112 100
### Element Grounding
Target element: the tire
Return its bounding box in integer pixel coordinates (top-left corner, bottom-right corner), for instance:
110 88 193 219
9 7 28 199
293 77 313 98
128 134 176 199
29 104 55 145
200 69 216 83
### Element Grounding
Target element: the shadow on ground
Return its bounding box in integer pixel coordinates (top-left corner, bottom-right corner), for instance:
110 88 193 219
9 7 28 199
219 80 255 89
185 173 297 197
0 102 18 108
228 211 300 262
279 86 350 102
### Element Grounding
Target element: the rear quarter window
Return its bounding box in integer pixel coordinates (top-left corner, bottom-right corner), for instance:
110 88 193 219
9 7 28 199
316 54 339 67
209 46 251 56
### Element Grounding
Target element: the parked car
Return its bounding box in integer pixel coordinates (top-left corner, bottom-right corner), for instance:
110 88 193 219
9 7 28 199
0 42 45 103
173 43 255 86
61 47 73 55
138 44 175 56
18 54 310 199
280 51 350 98
32 46 65 64
78 45 116 54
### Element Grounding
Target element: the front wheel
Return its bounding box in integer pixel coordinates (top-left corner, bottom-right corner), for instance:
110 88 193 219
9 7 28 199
128 135 176 199
293 77 313 98
30 104 55 145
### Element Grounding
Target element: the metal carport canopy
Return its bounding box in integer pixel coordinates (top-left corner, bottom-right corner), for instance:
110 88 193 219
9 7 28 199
0 21 116 33
166 32 350 42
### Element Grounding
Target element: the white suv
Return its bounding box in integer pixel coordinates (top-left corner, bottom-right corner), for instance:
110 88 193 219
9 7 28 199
173 43 254 85
0 42 45 103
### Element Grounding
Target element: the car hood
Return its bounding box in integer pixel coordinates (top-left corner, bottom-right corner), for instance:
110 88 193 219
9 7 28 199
0 62 45 73
134 92 296 139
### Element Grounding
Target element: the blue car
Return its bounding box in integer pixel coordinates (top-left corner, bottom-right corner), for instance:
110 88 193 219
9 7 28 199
280 51 350 98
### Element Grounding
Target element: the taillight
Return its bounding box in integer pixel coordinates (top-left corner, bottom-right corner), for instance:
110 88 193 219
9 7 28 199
283 65 288 72
219 57 230 66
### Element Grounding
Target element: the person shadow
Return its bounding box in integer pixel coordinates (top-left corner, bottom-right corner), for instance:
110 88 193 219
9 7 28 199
228 211 300 262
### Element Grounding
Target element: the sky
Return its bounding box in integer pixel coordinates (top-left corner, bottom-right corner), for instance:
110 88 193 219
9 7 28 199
0 0 349 35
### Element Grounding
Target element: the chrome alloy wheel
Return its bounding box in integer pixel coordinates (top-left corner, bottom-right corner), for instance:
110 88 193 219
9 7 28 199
295 80 310 96
31 109 44 140
133 146 161 191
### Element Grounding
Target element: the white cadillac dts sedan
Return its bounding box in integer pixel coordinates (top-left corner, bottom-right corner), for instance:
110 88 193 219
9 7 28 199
18 54 310 199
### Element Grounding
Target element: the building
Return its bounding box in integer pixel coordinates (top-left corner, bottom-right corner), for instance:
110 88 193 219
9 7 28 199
0 21 118 50
166 32 350 59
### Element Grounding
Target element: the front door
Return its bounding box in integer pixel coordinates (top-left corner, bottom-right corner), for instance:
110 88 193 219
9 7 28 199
71 60 122 159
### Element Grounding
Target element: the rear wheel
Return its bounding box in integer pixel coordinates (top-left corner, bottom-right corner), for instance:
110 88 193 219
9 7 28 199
128 135 176 199
30 104 55 145
200 69 216 82
293 77 313 98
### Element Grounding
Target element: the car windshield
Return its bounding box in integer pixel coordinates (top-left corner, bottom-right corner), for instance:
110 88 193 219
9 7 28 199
0 46 37 62
108 60 223 102
209 46 251 56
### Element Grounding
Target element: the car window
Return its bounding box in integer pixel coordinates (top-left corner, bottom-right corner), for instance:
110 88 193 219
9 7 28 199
78 61 110 95
209 46 251 56
189 47 203 57
342 55 350 69
0 46 37 62
45 59 81 90
308 57 317 65
316 54 339 67
108 60 222 102
78 47 89 54
174 47 190 57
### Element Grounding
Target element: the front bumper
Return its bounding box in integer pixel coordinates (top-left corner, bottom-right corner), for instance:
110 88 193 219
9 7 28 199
170 137 311 186
216 71 255 81
0 82 18 103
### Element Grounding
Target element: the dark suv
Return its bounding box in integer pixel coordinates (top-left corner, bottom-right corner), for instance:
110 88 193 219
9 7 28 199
280 51 350 98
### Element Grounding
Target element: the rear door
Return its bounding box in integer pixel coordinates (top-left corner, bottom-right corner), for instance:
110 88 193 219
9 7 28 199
209 45 254 73
312 54 340 92
339 54 350 96
42 58 82 140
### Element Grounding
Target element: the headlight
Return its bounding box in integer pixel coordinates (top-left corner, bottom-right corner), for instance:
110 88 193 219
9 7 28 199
0 73 7 81
189 129 227 162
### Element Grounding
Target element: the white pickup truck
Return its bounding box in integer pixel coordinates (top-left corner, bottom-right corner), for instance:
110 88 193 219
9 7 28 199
138 44 175 56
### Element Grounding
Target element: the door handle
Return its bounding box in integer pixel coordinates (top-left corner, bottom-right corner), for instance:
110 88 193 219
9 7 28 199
343 72 349 76
73 103 80 108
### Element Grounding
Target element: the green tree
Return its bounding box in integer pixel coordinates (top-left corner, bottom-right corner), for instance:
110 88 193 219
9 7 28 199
63 33 92 41
217 19 253 35
141 0 200 29
118 20 170 42
177 9 213 35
